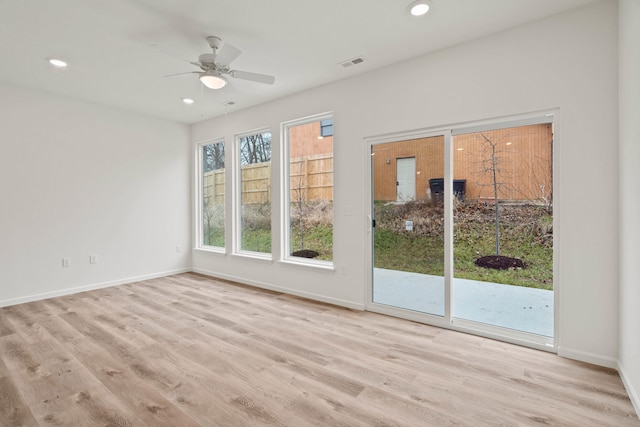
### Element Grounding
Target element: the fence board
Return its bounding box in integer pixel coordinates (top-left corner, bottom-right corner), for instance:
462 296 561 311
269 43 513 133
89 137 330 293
204 153 334 205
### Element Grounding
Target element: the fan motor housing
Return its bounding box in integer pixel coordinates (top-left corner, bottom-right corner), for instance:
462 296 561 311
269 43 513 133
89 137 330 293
198 53 216 66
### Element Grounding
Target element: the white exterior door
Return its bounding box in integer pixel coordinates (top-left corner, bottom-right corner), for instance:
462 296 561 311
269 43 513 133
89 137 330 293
396 157 416 202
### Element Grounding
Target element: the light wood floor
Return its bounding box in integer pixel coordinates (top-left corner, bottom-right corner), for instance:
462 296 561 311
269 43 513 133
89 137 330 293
0 273 638 426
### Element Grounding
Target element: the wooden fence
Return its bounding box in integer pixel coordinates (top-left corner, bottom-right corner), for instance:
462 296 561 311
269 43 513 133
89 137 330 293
203 153 333 205
289 153 333 202
203 169 225 205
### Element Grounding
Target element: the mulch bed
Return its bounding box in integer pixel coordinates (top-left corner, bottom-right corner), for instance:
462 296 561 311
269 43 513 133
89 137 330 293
291 249 319 258
475 255 526 270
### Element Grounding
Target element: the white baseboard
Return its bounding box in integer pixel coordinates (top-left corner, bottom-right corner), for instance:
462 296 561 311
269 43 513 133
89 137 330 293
0 268 191 308
619 362 640 419
557 346 618 369
192 267 365 311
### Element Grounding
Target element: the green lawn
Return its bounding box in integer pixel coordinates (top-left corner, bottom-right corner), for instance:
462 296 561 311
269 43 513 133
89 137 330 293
373 229 552 290
205 202 553 290
374 202 553 290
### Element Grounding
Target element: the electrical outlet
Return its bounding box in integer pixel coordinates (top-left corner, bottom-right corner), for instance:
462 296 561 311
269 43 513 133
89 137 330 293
89 255 97 264
176 245 183 253
62 257 71 267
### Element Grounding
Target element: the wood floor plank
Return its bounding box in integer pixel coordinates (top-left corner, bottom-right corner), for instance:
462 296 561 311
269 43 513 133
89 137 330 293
0 272 638 426
0 313 16 337
76 298 293 426
0 375 39 426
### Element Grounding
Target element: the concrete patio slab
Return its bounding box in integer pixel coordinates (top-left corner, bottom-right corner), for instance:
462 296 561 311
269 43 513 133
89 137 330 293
373 268 553 337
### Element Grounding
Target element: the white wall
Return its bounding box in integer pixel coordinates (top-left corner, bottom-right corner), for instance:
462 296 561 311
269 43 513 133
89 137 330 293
619 0 640 414
0 84 191 306
192 2 620 366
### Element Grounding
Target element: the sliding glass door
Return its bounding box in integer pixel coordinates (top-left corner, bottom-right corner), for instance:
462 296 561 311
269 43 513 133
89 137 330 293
371 134 447 317
451 123 554 337
369 117 554 347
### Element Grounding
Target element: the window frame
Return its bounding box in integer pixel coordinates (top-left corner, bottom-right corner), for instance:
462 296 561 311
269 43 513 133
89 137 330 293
364 109 558 351
280 112 334 270
233 127 273 260
195 137 226 253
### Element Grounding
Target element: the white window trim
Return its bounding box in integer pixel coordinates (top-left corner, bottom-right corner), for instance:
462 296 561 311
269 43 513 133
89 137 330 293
233 127 273 258
280 112 334 269
195 137 226 252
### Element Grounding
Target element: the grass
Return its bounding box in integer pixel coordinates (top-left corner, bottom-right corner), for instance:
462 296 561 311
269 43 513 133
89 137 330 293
373 228 552 290
374 229 445 276
452 221 553 289
241 228 272 253
204 227 225 247
290 224 333 261
374 202 553 290
206 201 553 290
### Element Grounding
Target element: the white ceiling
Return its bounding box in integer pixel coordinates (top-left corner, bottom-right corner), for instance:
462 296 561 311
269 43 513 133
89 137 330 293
0 0 598 124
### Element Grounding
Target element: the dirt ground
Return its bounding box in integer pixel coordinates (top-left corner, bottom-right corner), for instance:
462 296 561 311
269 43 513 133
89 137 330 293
375 200 553 250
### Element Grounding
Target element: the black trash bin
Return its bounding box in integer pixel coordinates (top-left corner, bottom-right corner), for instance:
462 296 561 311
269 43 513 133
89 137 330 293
428 178 466 203
429 178 444 204
453 179 466 201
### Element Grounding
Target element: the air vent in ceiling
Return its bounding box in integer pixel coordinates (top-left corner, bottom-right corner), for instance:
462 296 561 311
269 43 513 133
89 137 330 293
339 56 365 68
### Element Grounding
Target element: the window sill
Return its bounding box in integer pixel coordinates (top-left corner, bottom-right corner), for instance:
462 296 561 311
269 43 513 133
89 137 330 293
231 251 273 263
279 258 335 273
194 246 226 256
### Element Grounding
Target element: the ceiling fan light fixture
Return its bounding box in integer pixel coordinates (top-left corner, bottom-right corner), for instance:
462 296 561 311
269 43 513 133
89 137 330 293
408 0 431 16
199 71 227 89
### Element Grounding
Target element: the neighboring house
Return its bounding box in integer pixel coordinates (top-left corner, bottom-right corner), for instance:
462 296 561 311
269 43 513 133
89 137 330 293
372 123 552 204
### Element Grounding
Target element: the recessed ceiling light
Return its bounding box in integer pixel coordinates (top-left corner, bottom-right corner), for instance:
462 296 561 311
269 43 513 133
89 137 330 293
182 98 195 105
408 0 432 17
47 58 68 68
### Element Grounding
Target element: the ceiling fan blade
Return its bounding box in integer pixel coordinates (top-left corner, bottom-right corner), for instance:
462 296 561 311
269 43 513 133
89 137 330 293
150 43 192 64
216 43 242 66
230 70 275 85
163 71 199 78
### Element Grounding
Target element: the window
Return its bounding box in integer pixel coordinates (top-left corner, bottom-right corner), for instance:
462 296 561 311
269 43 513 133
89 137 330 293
320 119 333 137
199 140 225 248
283 114 333 263
237 130 272 255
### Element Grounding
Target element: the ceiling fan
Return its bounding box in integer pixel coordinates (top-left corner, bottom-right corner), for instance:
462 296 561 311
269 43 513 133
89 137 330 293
165 36 275 90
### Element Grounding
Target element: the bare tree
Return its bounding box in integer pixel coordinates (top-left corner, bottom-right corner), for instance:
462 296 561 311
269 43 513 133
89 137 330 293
476 132 509 256
291 157 308 251
202 141 225 246
204 142 225 172
203 196 214 246
511 139 554 214
240 133 271 165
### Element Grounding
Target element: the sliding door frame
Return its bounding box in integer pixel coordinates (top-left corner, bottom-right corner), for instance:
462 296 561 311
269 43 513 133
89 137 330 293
364 110 558 353
365 128 453 328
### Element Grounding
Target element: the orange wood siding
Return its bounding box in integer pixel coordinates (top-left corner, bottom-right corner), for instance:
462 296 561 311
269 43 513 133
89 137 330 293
373 124 552 203
289 121 333 157
372 135 445 202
